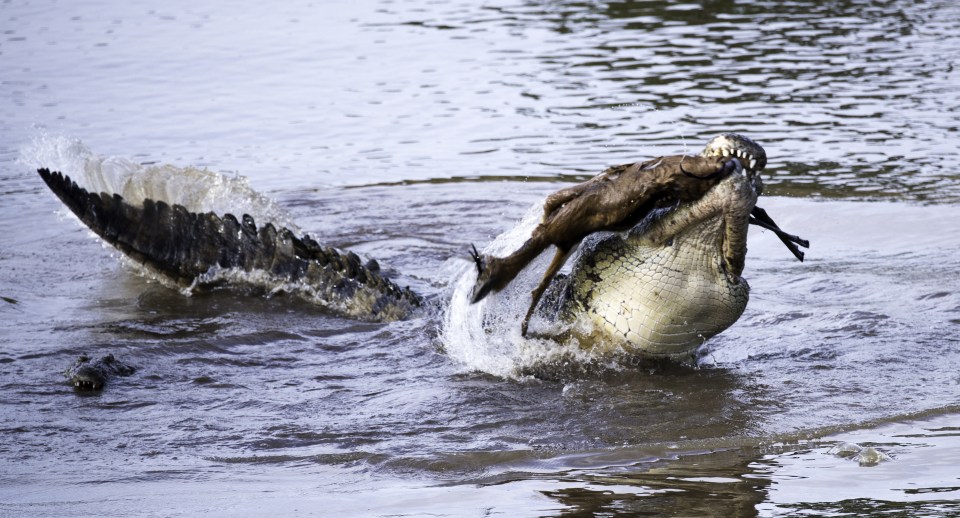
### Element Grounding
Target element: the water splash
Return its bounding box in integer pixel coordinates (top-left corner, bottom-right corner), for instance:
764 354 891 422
19 134 299 232
440 202 612 379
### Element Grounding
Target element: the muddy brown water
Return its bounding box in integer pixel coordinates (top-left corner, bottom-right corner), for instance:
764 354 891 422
1 1 959 516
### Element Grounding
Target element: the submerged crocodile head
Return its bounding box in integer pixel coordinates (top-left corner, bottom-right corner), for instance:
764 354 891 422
546 134 771 358
64 354 136 392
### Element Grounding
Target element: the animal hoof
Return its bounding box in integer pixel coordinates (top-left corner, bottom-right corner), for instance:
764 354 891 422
470 268 496 304
468 247 498 304
469 244 484 274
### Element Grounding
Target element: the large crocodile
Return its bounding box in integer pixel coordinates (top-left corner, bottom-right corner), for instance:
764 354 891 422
471 134 807 352
37 133 805 359
38 168 423 322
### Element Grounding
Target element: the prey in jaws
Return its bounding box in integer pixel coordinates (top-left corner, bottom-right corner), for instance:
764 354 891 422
35 133 807 360
469 133 808 339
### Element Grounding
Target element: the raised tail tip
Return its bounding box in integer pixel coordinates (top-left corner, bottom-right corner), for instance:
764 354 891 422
37 168 69 191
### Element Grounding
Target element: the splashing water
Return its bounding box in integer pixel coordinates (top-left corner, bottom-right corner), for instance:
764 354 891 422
23 135 672 379
440 202 618 379
19 134 299 232
19 135 320 298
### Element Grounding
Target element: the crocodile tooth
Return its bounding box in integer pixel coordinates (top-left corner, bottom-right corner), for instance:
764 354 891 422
722 148 731 157
749 158 757 169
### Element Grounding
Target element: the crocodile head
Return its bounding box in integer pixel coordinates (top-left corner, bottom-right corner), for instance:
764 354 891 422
700 132 767 195
64 354 136 392
554 134 770 358
70 365 109 391
66 355 109 391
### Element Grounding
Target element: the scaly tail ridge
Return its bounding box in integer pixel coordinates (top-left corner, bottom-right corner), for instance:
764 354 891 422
38 168 421 321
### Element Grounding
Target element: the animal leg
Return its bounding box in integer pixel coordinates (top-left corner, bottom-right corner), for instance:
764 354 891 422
749 206 808 261
520 246 572 337
470 232 552 303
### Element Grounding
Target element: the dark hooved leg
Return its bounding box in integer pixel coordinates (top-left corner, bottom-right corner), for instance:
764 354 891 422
470 233 552 304
520 246 572 337
749 206 809 262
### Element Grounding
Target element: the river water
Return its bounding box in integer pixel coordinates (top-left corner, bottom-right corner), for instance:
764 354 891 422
2 0 959 516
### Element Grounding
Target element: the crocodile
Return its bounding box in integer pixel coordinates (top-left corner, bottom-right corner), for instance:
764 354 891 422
471 133 807 350
37 168 422 322
64 354 136 391
37 133 806 359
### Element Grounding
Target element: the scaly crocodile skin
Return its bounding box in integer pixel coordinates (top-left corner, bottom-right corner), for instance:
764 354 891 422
558 165 758 357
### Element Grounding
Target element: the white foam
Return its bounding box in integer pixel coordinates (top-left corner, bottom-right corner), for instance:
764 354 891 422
20 134 299 232
440 203 607 379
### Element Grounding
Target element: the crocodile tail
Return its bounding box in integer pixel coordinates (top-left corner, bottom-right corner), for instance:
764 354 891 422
37 169 421 321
